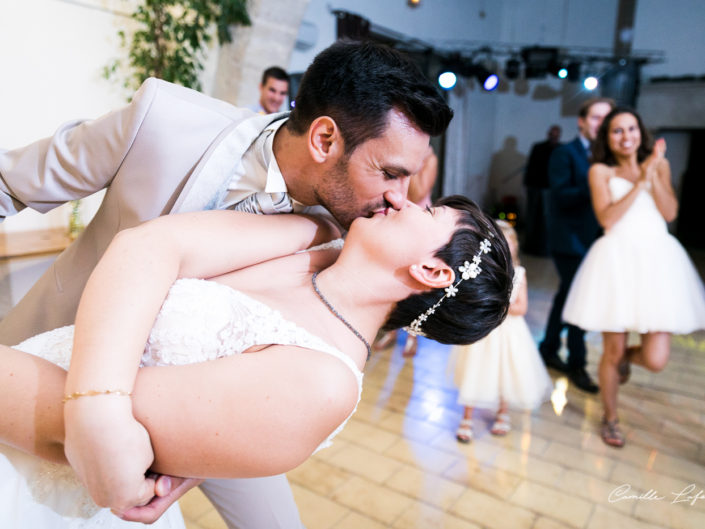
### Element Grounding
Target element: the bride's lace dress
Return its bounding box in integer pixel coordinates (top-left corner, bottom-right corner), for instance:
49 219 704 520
1 278 363 528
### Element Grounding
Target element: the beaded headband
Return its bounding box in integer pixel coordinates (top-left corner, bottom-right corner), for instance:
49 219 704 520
404 238 492 337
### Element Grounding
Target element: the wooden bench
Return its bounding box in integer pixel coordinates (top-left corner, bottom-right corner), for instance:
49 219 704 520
0 228 73 259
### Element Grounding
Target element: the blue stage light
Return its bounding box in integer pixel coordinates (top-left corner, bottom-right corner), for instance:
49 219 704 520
482 72 499 91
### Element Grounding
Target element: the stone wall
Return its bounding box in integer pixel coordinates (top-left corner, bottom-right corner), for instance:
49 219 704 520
213 0 311 108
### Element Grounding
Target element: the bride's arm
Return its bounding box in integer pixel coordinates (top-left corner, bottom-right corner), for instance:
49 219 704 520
1 342 358 483
135 346 359 478
0 344 66 463
0 343 202 523
589 163 644 230
67 210 337 399
63 211 338 511
650 158 678 222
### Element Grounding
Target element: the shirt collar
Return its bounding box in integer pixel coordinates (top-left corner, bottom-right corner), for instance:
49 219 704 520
260 116 305 211
261 117 288 194
578 133 590 152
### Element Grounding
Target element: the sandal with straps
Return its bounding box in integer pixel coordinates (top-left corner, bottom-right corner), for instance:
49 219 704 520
456 419 473 443
601 417 625 448
490 412 511 436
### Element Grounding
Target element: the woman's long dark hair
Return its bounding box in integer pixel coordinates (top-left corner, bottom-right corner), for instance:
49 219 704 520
592 107 653 166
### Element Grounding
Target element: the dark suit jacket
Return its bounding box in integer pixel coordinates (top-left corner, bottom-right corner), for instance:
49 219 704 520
545 137 601 257
524 139 558 188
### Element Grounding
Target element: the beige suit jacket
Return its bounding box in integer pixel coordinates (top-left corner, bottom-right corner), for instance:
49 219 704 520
0 78 287 344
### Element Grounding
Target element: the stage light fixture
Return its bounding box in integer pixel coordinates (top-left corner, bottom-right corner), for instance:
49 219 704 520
547 60 563 79
476 67 499 91
505 57 521 80
521 46 559 79
438 53 465 90
438 71 457 90
438 54 498 92
583 75 599 90
461 62 498 92
557 67 568 79
566 62 581 82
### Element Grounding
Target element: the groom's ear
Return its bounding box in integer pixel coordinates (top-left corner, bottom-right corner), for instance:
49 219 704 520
408 259 455 289
308 116 344 163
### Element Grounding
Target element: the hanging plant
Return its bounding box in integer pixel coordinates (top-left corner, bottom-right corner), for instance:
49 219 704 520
105 0 251 92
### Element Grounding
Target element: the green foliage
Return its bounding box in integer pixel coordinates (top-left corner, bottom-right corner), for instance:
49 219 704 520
105 0 250 92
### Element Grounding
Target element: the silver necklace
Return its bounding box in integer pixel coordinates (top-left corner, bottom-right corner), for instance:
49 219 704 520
311 272 371 360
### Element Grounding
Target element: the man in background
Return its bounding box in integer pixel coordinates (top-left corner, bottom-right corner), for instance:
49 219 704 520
540 97 614 394
522 124 561 256
250 66 290 114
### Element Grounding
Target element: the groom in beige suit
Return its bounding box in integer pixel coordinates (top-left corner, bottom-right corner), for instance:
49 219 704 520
0 41 452 528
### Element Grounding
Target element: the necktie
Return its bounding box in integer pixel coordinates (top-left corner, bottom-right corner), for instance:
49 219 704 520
232 191 293 215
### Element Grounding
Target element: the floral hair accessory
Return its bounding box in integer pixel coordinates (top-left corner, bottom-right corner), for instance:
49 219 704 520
404 238 492 337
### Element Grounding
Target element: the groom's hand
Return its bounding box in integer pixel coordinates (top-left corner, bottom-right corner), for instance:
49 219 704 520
118 476 204 524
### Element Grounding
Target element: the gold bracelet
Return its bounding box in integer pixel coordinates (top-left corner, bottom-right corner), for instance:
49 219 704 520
62 389 132 403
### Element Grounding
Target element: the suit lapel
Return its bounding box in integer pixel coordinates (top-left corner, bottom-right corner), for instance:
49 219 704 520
573 138 588 161
170 111 289 214
572 138 590 178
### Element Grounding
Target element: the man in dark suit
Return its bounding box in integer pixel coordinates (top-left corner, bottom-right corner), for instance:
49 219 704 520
523 124 561 255
540 97 614 393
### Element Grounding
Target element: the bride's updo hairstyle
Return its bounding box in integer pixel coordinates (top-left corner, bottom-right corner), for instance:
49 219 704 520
383 195 513 345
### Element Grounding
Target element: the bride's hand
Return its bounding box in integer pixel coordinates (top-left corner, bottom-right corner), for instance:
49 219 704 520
653 137 667 158
639 138 667 189
63 397 157 514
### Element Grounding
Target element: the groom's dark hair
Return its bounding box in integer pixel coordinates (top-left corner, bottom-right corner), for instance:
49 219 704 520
287 39 453 155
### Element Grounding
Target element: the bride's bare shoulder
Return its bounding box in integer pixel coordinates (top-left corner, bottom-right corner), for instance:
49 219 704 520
589 163 612 182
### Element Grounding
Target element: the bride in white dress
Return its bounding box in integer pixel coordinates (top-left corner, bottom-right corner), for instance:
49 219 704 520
562 109 705 448
0 196 514 527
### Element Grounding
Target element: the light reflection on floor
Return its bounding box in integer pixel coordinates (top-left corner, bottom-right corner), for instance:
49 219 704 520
181 251 705 529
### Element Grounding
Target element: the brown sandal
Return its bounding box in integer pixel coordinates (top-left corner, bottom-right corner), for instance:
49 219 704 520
601 417 625 448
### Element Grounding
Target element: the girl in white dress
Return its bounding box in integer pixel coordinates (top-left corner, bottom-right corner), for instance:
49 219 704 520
451 221 552 442
562 108 705 447
0 196 514 527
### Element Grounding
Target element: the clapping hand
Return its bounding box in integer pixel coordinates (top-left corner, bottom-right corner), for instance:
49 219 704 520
640 138 667 189
653 137 667 158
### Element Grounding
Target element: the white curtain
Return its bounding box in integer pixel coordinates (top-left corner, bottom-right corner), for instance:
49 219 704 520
442 78 499 210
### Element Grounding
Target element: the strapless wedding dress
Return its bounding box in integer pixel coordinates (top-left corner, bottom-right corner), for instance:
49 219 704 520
563 176 705 333
1 278 363 528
